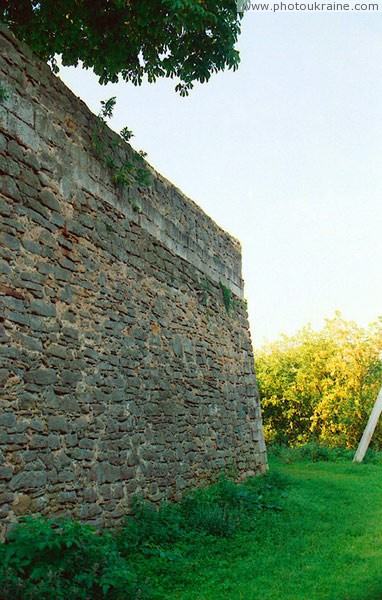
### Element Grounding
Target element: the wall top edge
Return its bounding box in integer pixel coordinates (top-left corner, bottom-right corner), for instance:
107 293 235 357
0 23 244 296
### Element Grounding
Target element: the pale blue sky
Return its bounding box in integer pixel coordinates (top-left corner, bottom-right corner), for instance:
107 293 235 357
58 12 382 346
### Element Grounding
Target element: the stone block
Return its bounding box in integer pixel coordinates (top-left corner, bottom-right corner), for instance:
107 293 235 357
70 448 93 460
30 300 56 317
0 231 20 251
9 470 47 491
79 503 102 518
0 491 14 504
21 169 40 189
59 284 73 303
39 189 61 212
0 467 13 480
29 435 49 449
0 413 16 427
25 369 57 385
57 469 76 482
18 392 38 409
24 149 41 170
22 239 44 256
95 463 121 484
57 491 77 504
24 197 49 218
12 494 34 515
47 416 70 433
46 344 68 359
0 176 21 201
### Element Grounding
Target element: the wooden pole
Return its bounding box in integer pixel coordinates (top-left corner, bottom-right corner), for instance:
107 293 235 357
353 385 382 463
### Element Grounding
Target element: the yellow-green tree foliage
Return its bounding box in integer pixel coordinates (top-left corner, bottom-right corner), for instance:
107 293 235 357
255 313 382 448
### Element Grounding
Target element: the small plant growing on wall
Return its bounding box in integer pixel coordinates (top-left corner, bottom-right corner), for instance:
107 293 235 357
91 97 152 191
112 150 152 189
220 281 233 315
0 82 9 103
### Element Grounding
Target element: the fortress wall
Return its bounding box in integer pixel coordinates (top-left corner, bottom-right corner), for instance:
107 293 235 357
0 25 267 538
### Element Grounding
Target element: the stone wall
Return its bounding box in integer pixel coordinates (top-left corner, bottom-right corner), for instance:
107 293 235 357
0 24 267 538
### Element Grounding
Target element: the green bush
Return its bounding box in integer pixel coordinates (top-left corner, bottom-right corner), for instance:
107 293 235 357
0 517 143 600
180 477 269 537
118 497 188 558
256 314 382 449
118 474 287 559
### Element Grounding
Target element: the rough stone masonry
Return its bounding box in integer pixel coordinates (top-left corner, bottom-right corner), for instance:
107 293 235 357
0 24 267 539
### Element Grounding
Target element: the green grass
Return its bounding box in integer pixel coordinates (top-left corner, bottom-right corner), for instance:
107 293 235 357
134 457 382 599
3 453 382 599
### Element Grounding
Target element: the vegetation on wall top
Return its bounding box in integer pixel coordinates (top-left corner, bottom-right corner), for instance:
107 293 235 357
91 96 152 193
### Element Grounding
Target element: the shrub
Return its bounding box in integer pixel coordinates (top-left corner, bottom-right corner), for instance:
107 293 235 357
0 517 144 600
118 474 287 558
118 497 188 557
256 314 382 449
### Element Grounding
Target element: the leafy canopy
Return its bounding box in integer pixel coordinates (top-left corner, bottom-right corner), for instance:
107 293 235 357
1 0 243 95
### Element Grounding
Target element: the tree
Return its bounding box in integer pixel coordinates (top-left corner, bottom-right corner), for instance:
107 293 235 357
1 0 242 95
255 313 382 448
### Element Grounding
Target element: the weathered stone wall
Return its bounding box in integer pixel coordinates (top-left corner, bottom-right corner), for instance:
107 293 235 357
0 25 267 538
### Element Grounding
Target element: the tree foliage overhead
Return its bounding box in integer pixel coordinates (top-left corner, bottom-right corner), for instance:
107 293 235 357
255 313 382 449
1 0 242 95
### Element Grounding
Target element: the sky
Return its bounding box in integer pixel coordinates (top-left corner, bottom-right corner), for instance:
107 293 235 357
57 10 382 347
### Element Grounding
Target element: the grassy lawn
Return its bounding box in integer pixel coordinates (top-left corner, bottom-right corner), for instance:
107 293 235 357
146 457 382 599
3 454 382 599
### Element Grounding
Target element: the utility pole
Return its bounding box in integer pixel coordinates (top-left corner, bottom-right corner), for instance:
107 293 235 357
353 385 382 463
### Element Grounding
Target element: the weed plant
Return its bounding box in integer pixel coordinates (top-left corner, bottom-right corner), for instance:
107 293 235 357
0 473 286 599
118 473 286 554
0 82 9 103
0 517 143 599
